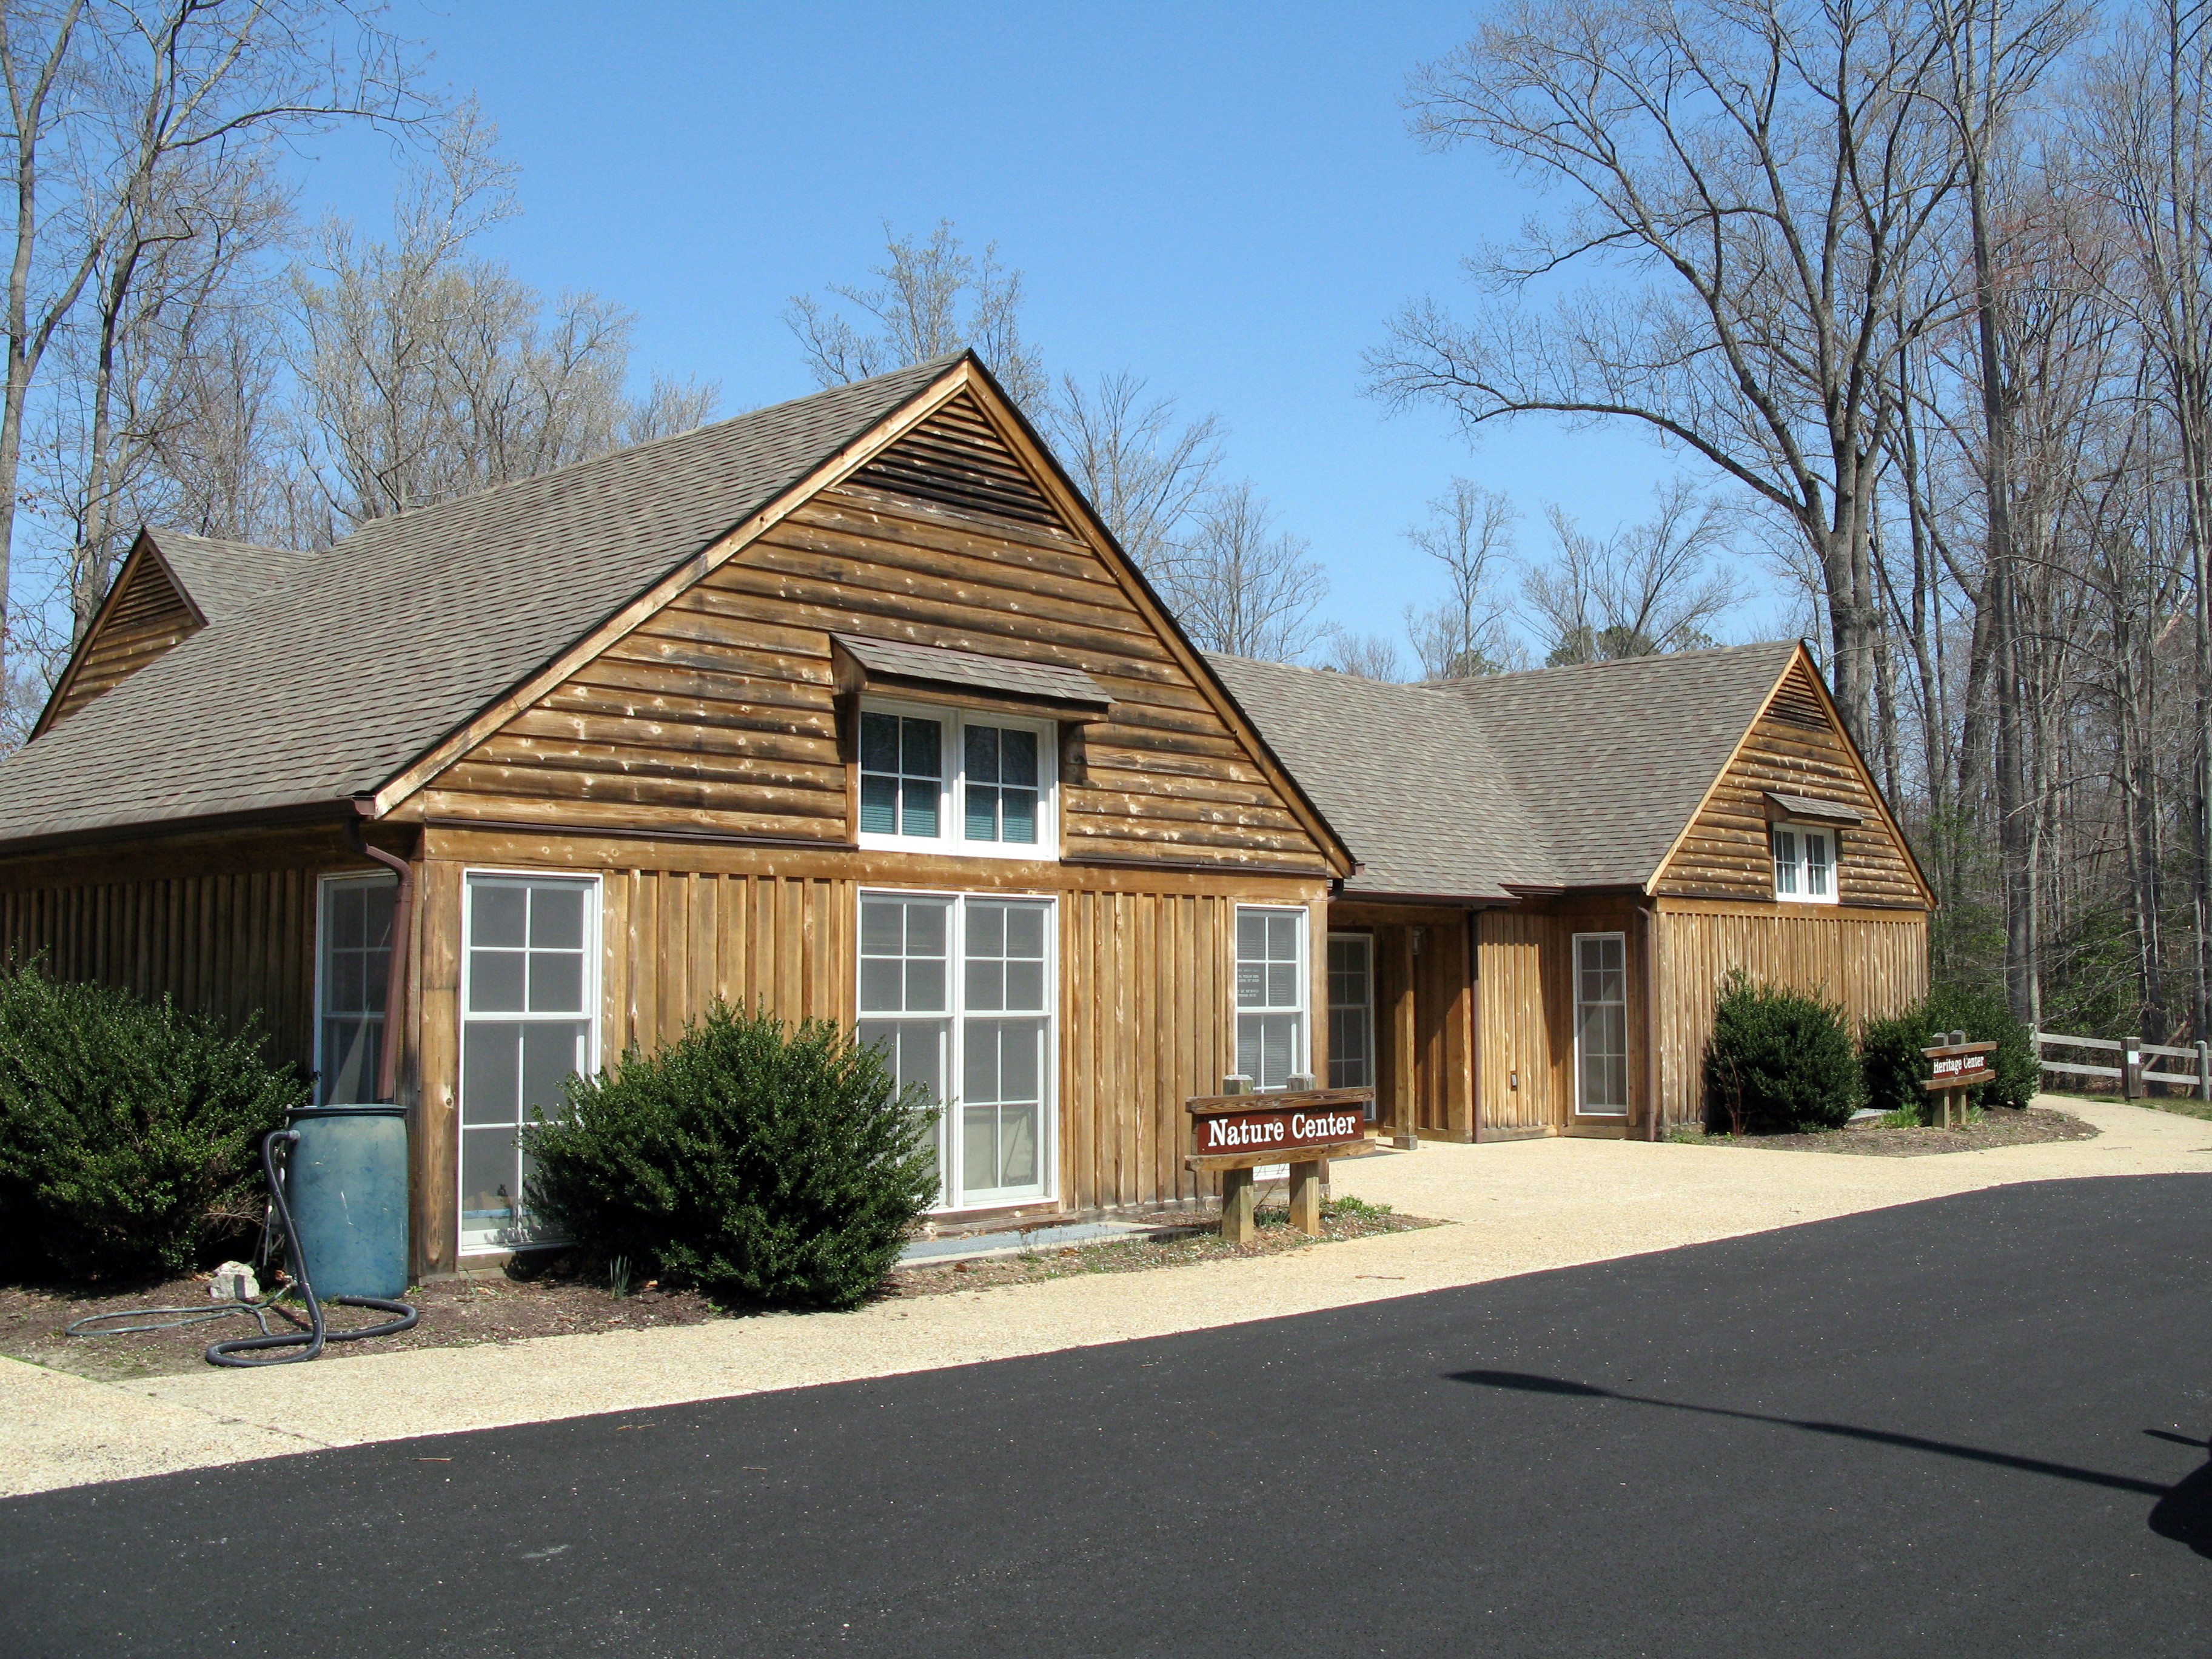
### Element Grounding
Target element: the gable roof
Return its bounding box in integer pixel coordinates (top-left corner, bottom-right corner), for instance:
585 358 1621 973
1207 640 1808 900
0 359 960 847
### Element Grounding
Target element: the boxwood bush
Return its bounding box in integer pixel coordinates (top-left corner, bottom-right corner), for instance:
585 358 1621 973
523 1000 938 1310
1860 980 2040 1122
0 957 304 1281
1703 972 1861 1134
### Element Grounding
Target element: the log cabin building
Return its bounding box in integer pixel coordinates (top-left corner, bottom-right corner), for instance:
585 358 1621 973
0 352 1929 1275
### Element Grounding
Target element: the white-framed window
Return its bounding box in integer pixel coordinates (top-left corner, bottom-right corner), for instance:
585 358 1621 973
857 699 1056 859
458 871 600 1253
1235 905 1309 1091
1574 932 1630 1116
315 871 397 1105
857 890 1055 1210
1326 933 1375 1111
1772 823 1837 903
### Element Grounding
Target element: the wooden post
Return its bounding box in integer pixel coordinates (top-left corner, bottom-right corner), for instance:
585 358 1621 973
2196 1040 2209 1103
1217 1074 1256 1241
1393 929 1419 1150
1219 1167 1258 1244
1287 1160 1323 1235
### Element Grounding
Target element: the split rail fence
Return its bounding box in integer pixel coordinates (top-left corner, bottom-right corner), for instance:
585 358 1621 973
2035 1030 2211 1101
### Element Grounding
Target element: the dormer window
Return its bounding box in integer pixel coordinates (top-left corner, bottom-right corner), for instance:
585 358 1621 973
1772 824 1836 902
856 700 1055 857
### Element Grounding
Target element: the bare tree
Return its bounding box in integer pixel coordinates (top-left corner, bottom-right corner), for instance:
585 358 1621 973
287 111 654 528
1043 369 1219 576
1401 477 1519 677
785 220 1047 409
0 0 420 691
1321 629 1407 680
1370 0 1966 743
1162 481 1331 662
1521 481 1741 664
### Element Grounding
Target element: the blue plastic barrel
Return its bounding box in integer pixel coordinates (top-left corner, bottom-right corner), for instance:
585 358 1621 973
285 1106 409 1300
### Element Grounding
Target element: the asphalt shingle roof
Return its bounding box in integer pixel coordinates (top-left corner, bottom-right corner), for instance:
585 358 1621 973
1207 641 1800 899
831 634 1113 711
0 358 958 846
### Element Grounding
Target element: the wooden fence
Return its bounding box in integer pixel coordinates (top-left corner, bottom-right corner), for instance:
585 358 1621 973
2035 1030 2211 1101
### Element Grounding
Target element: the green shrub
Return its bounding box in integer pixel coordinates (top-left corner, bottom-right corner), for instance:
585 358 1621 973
1857 981 2040 1122
523 1000 939 1310
1703 972 1861 1133
0 957 303 1281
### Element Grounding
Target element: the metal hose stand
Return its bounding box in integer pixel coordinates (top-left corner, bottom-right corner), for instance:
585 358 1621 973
203 1128 418 1367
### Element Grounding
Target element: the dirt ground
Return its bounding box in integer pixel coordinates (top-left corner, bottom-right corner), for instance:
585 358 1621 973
1675 1103 2098 1157
3 1202 1438 1380
1 1262 722 1382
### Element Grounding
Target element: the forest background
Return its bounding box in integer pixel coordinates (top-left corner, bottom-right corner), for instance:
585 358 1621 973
4 0 2206 1050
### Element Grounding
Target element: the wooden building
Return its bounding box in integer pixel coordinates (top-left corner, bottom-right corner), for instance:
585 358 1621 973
1209 643 1932 1143
0 350 1929 1275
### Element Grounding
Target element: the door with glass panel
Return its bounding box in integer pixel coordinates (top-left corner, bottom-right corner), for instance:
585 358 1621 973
1574 932 1630 1117
1235 906 1309 1090
458 874 597 1251
857 891 1053 1210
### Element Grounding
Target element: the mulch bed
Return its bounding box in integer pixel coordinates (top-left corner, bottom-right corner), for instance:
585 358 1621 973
1 1260 720 1382
1675 1104 2098 1157
4 1204 1441 1379
887 1202 1440 1296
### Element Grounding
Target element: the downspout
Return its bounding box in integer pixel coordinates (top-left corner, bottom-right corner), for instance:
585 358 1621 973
345 804 417 1105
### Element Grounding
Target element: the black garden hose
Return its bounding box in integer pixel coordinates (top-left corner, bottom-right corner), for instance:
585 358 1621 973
203 1128 418 1367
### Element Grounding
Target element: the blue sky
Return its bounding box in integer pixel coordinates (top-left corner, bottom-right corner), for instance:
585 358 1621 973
296 2 1743 653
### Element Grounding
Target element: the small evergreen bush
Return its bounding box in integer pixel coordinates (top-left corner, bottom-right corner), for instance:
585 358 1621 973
1703 972 1861 1133
1857 981 2040 1122
523 1000 939 1310
0 957 304 1281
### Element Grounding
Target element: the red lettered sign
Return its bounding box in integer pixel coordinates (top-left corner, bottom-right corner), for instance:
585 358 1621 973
1191 1105 1370 1156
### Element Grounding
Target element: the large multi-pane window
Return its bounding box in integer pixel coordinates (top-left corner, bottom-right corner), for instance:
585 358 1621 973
1326 934 1374 1103
458 873 598 1252
316 873 396 1105
856 702 1053 857
1772 825 1837 903
1235 906 1309 1091
1574 932 1629 1116
857 891 1053 1208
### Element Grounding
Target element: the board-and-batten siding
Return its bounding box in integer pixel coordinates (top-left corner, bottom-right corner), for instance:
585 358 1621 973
1655 659 1925 908
42 550 202 731
1653 903 1928 1125
0 870 316 1071
407 392 1329 873
1476 900 1648 1134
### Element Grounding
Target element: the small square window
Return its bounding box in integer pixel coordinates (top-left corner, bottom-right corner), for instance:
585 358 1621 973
1773 825 1838 904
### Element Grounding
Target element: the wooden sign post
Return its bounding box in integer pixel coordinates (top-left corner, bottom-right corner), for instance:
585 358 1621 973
1922 1036 1998 1129
1186 1082 1376 1243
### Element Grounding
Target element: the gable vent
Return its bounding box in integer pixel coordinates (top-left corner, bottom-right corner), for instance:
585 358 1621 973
848 394 1066 530
1765 665 1831 730
36 545 203 735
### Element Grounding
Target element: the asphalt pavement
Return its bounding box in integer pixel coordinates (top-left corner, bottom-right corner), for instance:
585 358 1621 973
5 1172 2210 1658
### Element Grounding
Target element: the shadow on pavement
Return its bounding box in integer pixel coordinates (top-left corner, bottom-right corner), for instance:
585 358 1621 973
1452 1367 2208 1558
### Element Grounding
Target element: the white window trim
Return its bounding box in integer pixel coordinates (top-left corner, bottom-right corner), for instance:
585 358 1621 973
313 868 398 1105
857 885 1060 1214
1772 822 1840 905
457 868 603 1256
1233 903 1312 1091
1572 930 1631 1118
855 696 1059 861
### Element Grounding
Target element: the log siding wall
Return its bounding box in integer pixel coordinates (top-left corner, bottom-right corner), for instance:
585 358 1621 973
1657 659 1926 908
43 550 202 731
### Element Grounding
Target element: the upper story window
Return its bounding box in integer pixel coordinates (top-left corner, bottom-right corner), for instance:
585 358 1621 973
1772 824 1837 903
857 700 1055 858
